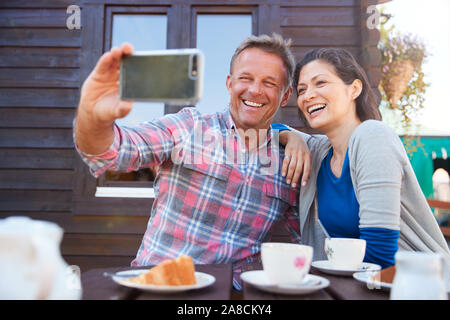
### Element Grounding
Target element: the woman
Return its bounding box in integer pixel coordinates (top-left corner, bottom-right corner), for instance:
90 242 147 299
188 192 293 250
290 48 450 268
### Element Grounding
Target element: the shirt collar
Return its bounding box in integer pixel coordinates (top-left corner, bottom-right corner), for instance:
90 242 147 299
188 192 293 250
221 108 274 151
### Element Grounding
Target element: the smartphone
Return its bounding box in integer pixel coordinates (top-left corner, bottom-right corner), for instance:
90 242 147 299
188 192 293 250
119 49 204 105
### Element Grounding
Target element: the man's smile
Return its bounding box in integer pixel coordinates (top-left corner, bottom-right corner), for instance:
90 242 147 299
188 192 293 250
242 99 264 108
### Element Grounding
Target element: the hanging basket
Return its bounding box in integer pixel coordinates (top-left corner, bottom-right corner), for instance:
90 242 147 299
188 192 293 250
381 59 415 108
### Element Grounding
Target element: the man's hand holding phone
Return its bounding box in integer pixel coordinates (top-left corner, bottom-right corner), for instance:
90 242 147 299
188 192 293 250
75 42 134 155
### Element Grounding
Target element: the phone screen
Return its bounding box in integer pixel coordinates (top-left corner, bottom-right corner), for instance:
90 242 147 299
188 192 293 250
120 50 203 104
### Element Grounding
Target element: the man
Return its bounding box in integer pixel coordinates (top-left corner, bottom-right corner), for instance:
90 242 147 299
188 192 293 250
74 33 310 290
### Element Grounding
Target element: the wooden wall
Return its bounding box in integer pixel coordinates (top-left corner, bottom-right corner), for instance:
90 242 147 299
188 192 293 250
0 0 383 272
0 0 145 270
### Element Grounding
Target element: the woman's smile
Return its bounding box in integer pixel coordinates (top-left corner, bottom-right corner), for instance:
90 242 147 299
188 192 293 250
297 60 358 132
306 103 327 118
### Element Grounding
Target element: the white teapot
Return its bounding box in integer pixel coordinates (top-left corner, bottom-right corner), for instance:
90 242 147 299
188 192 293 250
0 216 82 299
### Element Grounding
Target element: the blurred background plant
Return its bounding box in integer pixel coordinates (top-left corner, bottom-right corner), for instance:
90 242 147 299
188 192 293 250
378 7 429 157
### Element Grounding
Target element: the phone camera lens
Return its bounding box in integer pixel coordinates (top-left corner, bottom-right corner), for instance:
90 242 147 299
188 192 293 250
191 54 198 78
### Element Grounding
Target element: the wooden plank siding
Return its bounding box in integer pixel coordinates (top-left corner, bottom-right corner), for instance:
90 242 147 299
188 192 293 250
0 1 134 270
0 0 384 272
0 88 80 107
360 0 383 103
0 108 76 128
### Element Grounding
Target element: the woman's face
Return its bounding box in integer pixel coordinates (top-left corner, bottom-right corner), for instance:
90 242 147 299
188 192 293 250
296 60 361 132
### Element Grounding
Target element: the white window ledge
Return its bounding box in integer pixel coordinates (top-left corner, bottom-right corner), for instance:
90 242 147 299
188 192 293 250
95 187 155 198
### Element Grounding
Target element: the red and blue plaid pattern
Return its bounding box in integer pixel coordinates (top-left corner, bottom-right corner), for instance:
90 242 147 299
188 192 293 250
76 108 301 289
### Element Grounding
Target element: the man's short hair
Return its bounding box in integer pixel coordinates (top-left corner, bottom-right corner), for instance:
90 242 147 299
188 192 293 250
229 33 295 88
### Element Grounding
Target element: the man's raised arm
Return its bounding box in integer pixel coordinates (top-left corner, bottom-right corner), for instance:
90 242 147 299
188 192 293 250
74 43 134 155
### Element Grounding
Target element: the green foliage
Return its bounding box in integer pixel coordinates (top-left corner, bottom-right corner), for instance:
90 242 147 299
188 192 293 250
378 7 429 157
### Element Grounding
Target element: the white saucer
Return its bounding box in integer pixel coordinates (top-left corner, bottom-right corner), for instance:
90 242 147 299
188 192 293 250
311 260 381 276
353 270 450 293
241 270 329 295
353 271 392 291
111 269 215 293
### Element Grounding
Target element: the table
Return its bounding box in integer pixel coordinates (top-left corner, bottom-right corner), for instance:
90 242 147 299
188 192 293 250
81 263 448 300
243 266 450 300
81 264 233 300
315 268 389 300
240 260 389 300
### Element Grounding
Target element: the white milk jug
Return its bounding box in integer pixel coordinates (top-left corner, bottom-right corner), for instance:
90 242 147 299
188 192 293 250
390 251 448 300
0 216 82 299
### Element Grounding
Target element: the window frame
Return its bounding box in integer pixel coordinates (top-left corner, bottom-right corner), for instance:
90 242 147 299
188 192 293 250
73 0 280 216
99 7 169 190
190 6 258 47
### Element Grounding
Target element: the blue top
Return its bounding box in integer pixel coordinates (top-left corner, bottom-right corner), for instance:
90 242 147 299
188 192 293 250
317 148 399 269
271 123 290 132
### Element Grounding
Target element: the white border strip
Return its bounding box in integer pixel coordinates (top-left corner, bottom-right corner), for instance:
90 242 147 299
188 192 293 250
95 187 155 198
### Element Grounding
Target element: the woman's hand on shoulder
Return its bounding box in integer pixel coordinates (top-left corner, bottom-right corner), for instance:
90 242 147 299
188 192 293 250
279 130 311 188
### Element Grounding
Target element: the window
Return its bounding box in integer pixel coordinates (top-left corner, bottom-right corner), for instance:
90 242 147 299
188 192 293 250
97 13 168 197
195 15 252 114
112 14 167 125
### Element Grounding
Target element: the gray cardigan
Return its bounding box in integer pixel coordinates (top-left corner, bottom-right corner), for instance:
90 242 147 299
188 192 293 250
299 120 450 265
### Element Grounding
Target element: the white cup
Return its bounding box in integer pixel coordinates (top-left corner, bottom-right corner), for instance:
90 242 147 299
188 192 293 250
261 242 313 285
324 238 366 270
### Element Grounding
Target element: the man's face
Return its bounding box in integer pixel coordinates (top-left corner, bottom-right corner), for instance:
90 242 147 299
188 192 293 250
226 48 292 131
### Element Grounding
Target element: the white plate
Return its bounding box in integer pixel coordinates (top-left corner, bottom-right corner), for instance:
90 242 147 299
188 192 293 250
353 270 392 291
241 270 329 295
111 269 215 293
311 260 381 276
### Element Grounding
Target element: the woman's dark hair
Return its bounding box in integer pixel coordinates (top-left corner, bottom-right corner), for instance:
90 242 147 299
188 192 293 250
293 48 381 124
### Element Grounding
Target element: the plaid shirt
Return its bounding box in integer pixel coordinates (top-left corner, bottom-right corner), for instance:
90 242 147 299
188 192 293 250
76 107 301 289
